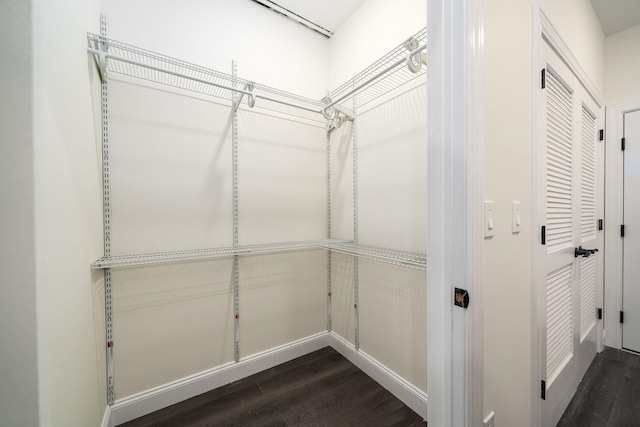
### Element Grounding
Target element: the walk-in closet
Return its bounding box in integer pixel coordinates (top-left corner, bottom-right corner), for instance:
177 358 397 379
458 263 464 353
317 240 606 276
87 1 428 424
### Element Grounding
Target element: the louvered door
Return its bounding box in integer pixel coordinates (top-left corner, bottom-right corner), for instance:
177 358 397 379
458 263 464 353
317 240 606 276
540 41 602 427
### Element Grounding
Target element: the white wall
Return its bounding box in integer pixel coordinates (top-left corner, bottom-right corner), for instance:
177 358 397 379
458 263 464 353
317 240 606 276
31 0 106 426
0 1 40 426
606 24 640 104
602 24 640 350
328 0 427 90
102 0 330 100
482 1 604 426
328 0 428 393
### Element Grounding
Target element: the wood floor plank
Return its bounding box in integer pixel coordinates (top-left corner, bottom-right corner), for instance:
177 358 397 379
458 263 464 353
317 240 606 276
606 374 640 427
282 369 384 425
324 387 416 427
558 347 640 427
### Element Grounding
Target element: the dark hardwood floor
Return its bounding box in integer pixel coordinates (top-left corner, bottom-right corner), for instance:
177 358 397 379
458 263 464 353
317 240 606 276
120 347 426 427
558 346 640 427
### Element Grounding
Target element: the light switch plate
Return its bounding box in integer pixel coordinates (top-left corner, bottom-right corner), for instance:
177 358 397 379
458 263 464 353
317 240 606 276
512 201 521 233
484 201 495 238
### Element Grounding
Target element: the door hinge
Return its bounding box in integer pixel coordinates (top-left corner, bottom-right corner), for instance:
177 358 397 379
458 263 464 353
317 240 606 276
597 308 603 320
599 129 604 141
541 225 546 245
541 380 546 400
621 311 625 323
598 219 604 231
622 137 626 151
541 69 546 89
621 224 626 237
454 288 470 309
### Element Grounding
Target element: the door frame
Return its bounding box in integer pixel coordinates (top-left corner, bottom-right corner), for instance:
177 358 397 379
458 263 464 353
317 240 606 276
531 8 605 427
604 99 640 350
427 0 483 425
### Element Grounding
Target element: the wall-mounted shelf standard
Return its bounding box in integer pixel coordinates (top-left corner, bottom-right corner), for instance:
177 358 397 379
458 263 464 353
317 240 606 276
86 33 326 123
322 242 427 271
91 239 351 270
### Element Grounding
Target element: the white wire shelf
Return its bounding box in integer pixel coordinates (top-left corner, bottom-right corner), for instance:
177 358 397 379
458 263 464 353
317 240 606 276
92 240 427 271
87 34 326 123
325 27 426 113
91 239 351 270
322 242 427 271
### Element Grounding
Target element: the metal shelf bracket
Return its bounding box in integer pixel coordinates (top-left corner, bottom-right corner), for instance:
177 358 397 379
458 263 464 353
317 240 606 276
403 36 426 73
233 82 256 111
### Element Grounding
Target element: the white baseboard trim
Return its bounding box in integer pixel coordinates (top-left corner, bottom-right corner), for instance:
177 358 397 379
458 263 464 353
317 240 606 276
328 332 428 420
110 330 428 425
111 331 330 426
101 405 112 427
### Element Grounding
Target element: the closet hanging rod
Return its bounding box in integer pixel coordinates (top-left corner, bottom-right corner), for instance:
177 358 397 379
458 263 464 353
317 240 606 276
87 47 321 115
321 43 426 120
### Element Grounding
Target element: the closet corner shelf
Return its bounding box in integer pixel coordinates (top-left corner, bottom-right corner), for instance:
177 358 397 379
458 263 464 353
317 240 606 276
322 242 427 271
91 239 350 270
91 240 427 271
87 27 426 125
86 33 325 123
325 27 426 114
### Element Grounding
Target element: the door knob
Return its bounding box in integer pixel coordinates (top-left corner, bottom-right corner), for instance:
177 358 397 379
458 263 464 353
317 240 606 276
574 246 599 258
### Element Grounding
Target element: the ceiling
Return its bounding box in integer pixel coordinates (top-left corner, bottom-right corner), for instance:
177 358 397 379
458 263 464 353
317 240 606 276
589 0 640 36
254 0 640 38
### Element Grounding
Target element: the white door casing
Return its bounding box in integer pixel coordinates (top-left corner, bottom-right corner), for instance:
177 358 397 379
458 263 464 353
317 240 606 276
622 109 640 353
538 40 603 427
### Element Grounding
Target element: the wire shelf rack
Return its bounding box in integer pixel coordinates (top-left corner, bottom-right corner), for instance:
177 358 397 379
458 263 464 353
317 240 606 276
92 239 351 269
322 242 427 271
87 34 325 123
92 240 427 271
325 27 426 113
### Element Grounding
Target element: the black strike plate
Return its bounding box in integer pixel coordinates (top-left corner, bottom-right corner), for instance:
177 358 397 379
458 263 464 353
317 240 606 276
454 288 470 309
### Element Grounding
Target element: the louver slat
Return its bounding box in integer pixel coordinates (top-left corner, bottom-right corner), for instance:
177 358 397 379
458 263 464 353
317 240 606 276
547 264 573 384
580 256 596 341
546 72 573 252
581 107 597 242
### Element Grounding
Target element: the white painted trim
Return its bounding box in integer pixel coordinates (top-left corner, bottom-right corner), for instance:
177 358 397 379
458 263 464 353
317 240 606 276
604 99 640 349
531 8 543 427
427 0 479 425
539 11 604 108
101 405 112 427
111 332 330 426
468 0 484 425
328 332 428 420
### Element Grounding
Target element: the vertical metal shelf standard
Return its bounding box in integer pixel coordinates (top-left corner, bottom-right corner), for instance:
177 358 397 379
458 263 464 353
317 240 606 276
352 79 360 351
97 14 115 406
326 130 333 332
232 59 241 363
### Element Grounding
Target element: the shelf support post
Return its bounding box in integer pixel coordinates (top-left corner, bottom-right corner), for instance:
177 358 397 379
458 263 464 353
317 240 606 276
98 14 115 406
352 80 360 351
232 59 241 363
326 127 332 332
